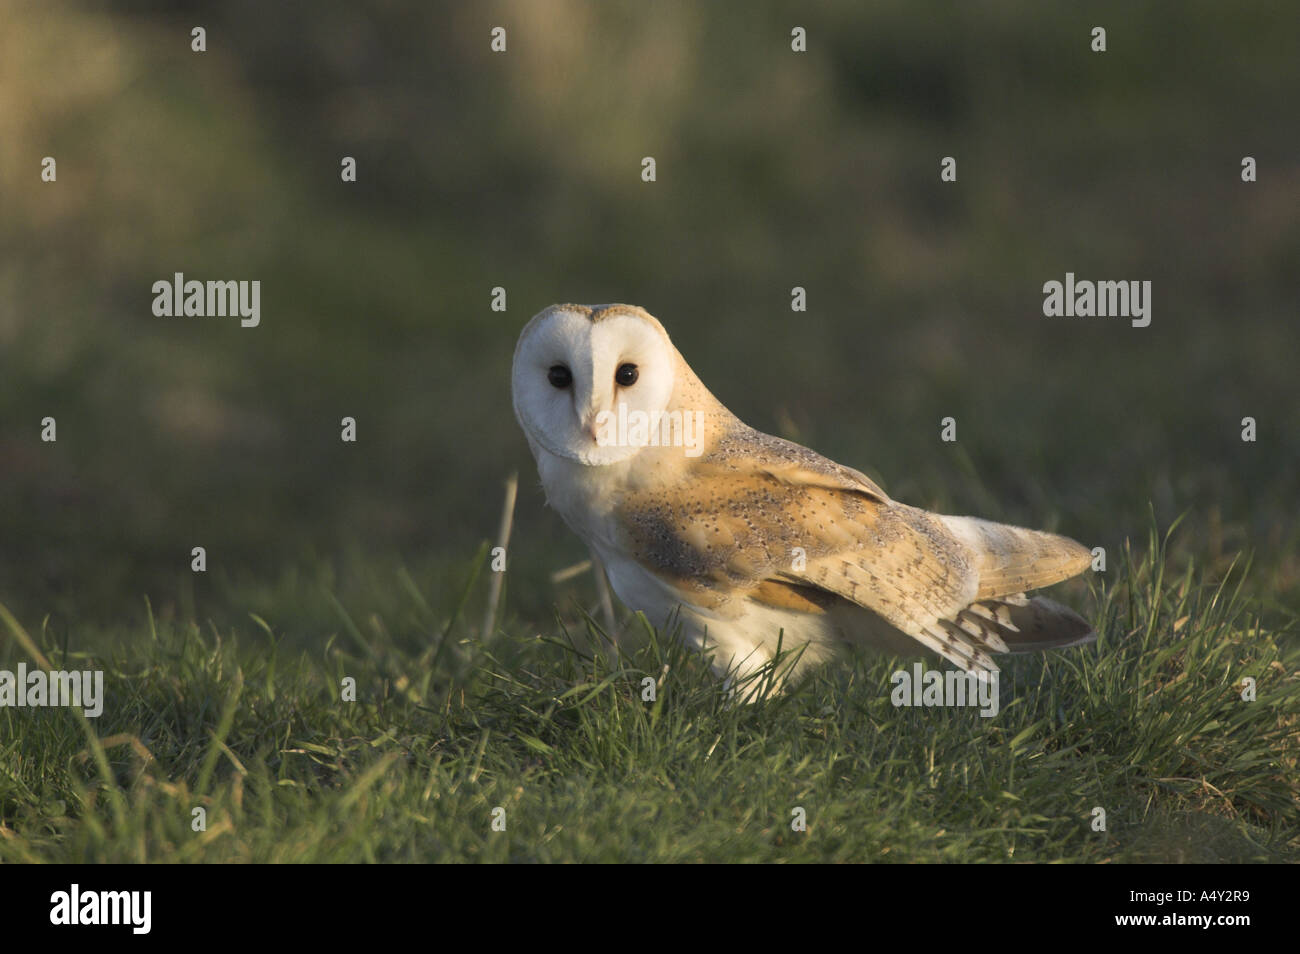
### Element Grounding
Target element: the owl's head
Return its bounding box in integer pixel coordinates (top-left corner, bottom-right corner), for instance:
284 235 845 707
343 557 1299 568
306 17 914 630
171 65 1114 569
512 304 680 466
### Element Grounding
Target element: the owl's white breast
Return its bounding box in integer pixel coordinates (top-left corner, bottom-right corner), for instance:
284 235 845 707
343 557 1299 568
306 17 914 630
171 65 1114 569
532 441 632 549
533 442 692 620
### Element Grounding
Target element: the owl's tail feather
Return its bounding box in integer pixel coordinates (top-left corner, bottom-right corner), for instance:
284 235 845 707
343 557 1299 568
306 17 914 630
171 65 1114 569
936 514 1096 660
940 514 1094 600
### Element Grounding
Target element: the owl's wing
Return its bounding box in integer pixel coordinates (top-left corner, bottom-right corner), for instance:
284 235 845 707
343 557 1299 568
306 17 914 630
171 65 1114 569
718 427 892 504
618 442 1091 673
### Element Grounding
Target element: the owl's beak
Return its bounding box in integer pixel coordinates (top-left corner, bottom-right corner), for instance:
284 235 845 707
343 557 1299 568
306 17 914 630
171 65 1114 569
575 384 607 443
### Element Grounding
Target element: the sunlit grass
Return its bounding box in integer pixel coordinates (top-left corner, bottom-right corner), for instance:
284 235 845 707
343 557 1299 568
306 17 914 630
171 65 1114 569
1 521 1295 862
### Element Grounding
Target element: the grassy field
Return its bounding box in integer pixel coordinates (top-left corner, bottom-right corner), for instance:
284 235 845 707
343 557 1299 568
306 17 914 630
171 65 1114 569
1 522 1296 862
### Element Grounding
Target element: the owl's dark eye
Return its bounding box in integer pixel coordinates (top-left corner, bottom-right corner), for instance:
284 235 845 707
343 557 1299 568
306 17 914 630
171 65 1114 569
615 363 639 387
547 365 572 389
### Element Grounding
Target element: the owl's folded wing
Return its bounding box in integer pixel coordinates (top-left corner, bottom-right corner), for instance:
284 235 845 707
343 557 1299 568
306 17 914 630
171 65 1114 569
619 456 1092 673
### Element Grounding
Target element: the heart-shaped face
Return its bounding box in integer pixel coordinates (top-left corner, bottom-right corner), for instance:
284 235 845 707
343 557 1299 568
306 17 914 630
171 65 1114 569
512 305 677 467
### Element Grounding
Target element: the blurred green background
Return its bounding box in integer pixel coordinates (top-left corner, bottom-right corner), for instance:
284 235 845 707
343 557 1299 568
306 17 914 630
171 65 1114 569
2 0 1297 639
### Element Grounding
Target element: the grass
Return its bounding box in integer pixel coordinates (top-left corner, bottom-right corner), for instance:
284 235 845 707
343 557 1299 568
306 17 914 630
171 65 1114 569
1 519 1295 863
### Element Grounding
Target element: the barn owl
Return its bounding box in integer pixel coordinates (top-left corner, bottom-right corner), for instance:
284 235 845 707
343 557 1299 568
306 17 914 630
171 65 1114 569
512 303 1094 693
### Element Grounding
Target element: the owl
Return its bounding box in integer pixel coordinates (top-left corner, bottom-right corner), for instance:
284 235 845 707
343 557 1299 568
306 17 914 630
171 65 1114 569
512 303 1094 693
